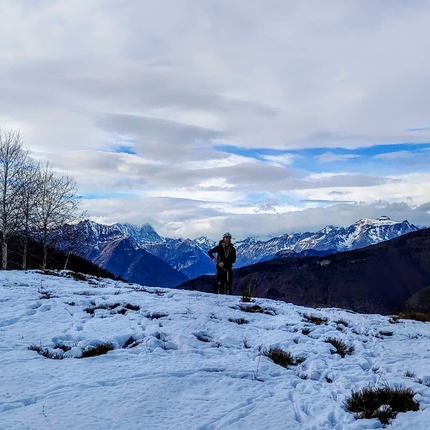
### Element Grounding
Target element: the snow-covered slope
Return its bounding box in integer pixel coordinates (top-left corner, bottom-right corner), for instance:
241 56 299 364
1 270 430 429
78 220 164 249
235 217 419 266
295 217 418 252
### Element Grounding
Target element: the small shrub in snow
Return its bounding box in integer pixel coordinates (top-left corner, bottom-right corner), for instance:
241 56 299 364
379 330 393 337
194 332 212 342
263 347 305 369
123 336 142 349
229 317 249 325
38 288 54 300
302 314 328 325
124 303 140 311
39 269 60 277
28 344 64 360
239 304 276 315
80 342 114 358
344 385 419 425
404 370 415 378
335 318 349 327
325 337 354 358
398 310 430 323
55 344 72 352
69 272 88 282
417 378 430 387
146 311 169 319
85 302 140 315
240 304 264 313
302 328 311 336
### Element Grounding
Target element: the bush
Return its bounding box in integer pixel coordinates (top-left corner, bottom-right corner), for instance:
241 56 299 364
146 312 169 319
123 336 142 349
325 337 354 358
38 288 54 300
238 304 276 315
229 317 249 325
85 302 141 315
80 342 114 358
335 318 349 327
28 344 64 359
124 303 140 311
302 314 328 325
397 310 430 322
194 332 212 342
69 271 88 281
379 330 393 337
55 344 72 352
344 385 419 424
263 347 305 369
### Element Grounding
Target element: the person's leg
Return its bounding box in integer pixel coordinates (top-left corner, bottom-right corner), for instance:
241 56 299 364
217 268 225 294
226 269 233 295
218 282 225 294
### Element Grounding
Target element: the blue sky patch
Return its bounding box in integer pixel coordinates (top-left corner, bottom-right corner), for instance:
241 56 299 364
82 192 138 200
214 143 430 175
112 145 137 155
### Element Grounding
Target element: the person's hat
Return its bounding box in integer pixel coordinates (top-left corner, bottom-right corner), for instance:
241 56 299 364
223 232 232 238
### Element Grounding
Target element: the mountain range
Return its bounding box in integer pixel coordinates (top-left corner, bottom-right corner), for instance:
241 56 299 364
177 226 430 315
63 217 419 288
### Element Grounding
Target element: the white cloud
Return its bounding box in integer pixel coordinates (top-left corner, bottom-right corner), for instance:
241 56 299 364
1 0 430 238
317 152 360 163
261 154 295 166
373 151 414 160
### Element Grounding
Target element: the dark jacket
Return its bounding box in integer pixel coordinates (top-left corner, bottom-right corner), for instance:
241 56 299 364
208 240 236 269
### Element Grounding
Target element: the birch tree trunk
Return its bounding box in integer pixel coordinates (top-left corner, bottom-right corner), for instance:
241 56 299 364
0 129 27 270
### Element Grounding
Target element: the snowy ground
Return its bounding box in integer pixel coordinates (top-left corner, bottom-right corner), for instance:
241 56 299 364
1 270 430 429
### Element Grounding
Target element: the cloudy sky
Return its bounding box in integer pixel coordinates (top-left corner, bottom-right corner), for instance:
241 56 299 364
2 0 430 240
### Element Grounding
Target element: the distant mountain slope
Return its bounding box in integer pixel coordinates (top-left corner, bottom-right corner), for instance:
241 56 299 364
235 217 419 266
57 217 420 286
94 238 188 288
144 238 215 279
70 220 164 261
177 227 430 315
3 235 119 280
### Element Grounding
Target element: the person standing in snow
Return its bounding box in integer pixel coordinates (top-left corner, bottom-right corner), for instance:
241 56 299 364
208 232 236 295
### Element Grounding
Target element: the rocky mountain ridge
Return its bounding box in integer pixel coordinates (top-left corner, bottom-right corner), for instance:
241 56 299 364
62 217 420 287
177 227 430 315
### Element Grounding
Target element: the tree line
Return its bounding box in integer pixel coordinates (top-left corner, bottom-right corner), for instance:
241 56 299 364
0 128 81 270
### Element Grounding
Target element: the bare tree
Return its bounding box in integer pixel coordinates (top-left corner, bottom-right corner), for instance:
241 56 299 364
16 159 41 269
60 218 87 270
0 129 29 269
33 162 81 270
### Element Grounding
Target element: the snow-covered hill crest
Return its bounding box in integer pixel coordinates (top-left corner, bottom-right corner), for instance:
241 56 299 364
1 270 430 429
